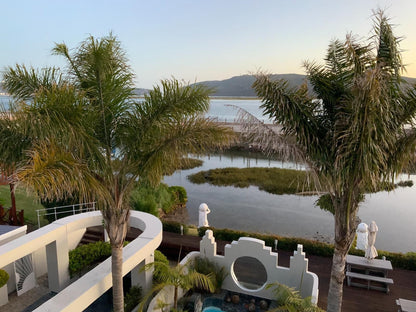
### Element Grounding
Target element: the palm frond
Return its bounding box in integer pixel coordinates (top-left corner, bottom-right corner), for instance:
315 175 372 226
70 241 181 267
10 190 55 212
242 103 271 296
16 141 107 204
3 65 65 101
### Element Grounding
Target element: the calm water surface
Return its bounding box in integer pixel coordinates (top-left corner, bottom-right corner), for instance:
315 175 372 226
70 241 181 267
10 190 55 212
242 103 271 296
164 153 416 253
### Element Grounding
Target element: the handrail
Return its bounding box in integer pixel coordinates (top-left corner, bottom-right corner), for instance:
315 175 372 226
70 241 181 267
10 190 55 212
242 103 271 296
36 202 96 228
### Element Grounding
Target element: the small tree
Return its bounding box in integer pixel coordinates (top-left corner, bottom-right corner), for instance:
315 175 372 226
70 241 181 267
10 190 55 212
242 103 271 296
141 259 215 310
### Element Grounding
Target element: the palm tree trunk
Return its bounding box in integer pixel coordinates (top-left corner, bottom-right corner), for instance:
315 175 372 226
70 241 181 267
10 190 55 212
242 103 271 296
174 286 178 309
112 245 124 312
327 196 359 312
327 242 348 312
9 182 17 225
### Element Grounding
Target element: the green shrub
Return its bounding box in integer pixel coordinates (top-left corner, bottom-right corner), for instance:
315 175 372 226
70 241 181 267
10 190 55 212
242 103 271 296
130 185 159 216
168 186 187 205
162 221 189 235
130 183 187 216
197 226 416 270
152 250 170 283
124 285 142 312
0 269 9 288
69 241 112 277
154 250 169 265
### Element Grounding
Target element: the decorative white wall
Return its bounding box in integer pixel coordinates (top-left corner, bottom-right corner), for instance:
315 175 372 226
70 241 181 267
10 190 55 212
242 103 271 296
199 230 319 304
148 230 319 312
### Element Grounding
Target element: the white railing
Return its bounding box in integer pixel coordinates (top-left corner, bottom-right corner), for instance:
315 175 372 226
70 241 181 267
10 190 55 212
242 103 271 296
36 202 96 228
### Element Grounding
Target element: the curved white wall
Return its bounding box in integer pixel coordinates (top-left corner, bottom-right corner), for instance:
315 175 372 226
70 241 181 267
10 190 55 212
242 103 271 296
0 210 162 311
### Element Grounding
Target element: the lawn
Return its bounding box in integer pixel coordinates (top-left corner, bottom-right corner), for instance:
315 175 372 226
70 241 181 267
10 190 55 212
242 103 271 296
0 185 47 228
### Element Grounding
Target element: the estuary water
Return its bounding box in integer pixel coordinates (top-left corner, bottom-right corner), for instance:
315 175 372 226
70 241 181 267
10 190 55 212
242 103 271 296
165 98 416 253
164 153 416 253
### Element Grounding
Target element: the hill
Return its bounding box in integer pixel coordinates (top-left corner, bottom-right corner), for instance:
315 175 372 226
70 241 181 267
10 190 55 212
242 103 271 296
193 74 307 97
194 74 416 97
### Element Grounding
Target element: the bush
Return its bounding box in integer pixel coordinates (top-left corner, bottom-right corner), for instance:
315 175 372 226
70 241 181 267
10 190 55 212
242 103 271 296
124 285 142 312
162 220 189 235
152 250 170 283
0 269 9 288
69 241 112 277
154 250 169 265
197 226 416 270
130 184 159 216
130 183 187 216
168 186 187 205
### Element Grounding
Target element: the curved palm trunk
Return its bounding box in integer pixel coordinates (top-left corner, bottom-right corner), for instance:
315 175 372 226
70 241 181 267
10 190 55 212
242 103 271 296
327 197 359 312
9 182 18 225
112 245 124 312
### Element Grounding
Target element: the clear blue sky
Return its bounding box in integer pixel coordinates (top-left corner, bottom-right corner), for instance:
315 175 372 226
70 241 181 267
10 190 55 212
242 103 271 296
2 0 416 88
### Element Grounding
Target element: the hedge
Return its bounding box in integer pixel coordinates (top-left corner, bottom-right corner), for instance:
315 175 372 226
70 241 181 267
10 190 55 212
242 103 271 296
195 226 416 271
162 220 189 235
69 241 128 277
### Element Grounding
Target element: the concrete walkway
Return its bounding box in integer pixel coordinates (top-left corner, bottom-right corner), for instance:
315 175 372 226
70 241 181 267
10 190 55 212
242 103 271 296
4 275 51 312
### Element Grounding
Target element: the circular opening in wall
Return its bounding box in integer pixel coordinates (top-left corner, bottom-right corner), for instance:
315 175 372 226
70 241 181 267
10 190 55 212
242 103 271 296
231 256 267 290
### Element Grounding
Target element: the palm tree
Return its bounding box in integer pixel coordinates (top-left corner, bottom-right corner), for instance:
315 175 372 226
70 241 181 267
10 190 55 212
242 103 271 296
266 282 323 312
251 10 416 312
141 259 215 311
1 34 234 312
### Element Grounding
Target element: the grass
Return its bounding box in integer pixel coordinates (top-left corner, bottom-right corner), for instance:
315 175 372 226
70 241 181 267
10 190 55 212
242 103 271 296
188 166 413 196
188 167 317 195
0 185 47 227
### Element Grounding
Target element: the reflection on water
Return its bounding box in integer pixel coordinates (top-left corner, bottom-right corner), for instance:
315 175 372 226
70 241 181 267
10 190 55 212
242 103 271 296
164 153 416 253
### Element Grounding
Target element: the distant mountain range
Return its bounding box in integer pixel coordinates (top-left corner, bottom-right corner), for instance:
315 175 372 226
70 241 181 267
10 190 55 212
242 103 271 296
192 74 416 97
193 74 308 97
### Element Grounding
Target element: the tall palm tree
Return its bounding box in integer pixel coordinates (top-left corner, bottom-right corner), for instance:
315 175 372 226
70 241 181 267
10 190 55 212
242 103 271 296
251 10 416 312
1 34 234 311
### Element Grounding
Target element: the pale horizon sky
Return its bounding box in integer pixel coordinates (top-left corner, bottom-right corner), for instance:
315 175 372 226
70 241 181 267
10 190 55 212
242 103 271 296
2 0 416 89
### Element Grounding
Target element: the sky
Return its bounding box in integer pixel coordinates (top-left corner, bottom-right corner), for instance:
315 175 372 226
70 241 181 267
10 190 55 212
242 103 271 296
2 0 416 89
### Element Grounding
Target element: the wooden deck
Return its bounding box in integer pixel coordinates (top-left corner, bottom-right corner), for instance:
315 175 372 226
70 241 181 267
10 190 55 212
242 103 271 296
160 231 416 312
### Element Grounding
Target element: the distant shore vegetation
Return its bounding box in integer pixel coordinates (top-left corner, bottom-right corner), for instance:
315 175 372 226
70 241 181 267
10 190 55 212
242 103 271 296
188 166 413 196
188 167 317 195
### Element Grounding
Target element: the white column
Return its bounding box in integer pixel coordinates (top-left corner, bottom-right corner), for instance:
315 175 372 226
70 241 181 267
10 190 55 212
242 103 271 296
46 235 69 292
131 254 154 293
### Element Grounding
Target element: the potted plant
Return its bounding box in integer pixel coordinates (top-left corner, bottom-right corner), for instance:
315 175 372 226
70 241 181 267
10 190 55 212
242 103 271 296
0 269 9 306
